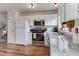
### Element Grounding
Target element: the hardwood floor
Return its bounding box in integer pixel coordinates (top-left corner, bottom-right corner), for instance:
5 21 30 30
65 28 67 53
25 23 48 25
33 41 45 47
0 42 49 56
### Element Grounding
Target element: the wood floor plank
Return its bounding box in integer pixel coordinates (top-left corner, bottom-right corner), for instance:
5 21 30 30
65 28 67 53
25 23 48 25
0 42 49 56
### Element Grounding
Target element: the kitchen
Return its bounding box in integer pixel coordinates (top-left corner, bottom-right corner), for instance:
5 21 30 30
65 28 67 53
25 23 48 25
1 3 79 56
6 3 59 56
0 3 79 56
16 14 58 46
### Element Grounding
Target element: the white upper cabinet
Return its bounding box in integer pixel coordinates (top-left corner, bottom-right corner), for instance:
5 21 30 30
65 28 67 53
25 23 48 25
30 15 44 20
58 3 65 22
77 3 79 17
20 14 57 26
58 3 79 22
34 15 45 20
65 3 78 21
45 15 57 26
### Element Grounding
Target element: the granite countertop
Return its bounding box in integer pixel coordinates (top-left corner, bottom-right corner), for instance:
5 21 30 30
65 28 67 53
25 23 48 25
49 32 72 43
45 31 72 47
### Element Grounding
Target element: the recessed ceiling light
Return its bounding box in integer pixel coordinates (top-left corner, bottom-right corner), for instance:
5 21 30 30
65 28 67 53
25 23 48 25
54 3 58 7
28 3 35 8
50 3 58 7
54 3 57 7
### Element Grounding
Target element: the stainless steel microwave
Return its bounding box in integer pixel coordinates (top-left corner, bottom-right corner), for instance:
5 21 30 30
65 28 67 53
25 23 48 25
34 20 44 26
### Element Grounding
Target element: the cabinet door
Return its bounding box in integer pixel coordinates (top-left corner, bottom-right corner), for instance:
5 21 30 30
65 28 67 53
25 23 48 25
29 20 34 26
16 29 26 45
34 15 44 20
25 20 32 45
15 19 26 45
29 16 34 26
26 32 32 45
45 18 53 25
45 15 57 26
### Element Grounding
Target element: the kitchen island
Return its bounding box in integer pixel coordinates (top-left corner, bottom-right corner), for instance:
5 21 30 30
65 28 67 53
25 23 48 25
49 32 79 56
49 32 70 56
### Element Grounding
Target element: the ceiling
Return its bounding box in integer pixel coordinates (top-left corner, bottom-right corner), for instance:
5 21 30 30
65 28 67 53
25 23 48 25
0 3 59 13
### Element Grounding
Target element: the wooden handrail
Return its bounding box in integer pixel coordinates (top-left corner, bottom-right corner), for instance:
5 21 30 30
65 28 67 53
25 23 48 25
0 25 6 30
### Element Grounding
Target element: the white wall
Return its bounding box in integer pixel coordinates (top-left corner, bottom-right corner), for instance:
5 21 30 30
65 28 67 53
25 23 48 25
0 12 7 25
72 19 79 44
7 11 19 44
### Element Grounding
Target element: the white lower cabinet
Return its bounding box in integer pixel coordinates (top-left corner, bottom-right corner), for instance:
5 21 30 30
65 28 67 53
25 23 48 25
16 29 26 45
44 32 49 46
26 32 32 45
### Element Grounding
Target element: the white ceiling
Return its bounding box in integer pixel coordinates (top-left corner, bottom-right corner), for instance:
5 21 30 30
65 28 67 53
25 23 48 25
0 3 59 12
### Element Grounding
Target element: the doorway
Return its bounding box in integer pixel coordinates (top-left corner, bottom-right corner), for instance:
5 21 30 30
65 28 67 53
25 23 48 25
0 24 7 43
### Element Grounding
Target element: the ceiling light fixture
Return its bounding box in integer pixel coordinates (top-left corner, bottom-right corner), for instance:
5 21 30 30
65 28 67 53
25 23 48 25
54 3 57 7
28 3 35 8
